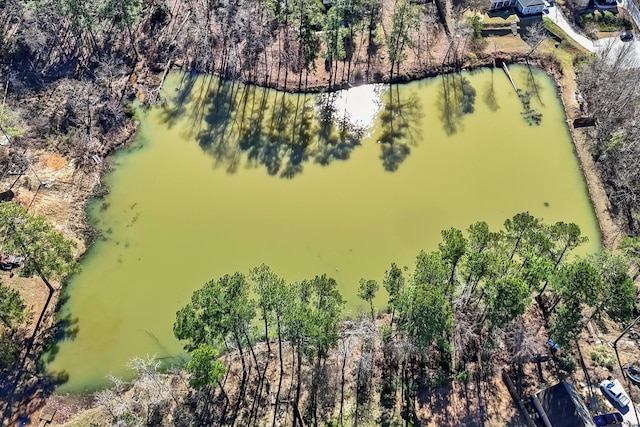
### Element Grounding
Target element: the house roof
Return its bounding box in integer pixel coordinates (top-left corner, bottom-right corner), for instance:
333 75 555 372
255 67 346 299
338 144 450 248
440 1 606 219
535 382 597 427
518 0 545 7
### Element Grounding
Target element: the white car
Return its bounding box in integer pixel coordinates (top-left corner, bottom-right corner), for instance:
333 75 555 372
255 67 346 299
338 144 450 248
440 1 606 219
601 379 631 408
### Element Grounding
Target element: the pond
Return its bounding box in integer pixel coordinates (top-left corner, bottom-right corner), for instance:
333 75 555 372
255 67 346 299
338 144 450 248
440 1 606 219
48 65 600 392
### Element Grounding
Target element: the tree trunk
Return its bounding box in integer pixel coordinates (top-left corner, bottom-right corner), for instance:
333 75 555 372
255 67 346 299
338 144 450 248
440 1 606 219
243 327 261 379
537 279 550 300
312 357 322 427
549 295 564 315
264 314 272 353
390 306 396 328
293 347 303 427
508 232 525 262
272 315 284 427
233 331 247 376
126 22 139 59
553 244 569 270
338 341 348 425
218 380 231 405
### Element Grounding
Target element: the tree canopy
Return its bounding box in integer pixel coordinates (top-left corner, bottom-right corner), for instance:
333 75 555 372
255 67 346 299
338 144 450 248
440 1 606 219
174 272 255 352
168 213 637 426
0 281 26 331
0 202 79 280
0 203 79 372
185 344 227 390
358 278 379 320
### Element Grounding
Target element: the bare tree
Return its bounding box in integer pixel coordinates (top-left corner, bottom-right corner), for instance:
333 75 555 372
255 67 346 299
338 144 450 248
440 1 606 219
95 355 182 426
522 20 547 57
499 319 544 366
576 40 640 232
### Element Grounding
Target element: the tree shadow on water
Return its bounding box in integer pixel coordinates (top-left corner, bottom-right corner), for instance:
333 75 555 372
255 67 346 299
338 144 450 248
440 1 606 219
483 68 500 113
522 61 545 108
313 92 362 170
158 72 199 129
195 78 245 173
160 77 371 178
264 92 300 176
376 84 422 172
238 86 271 166
0 293 77 424
280 95 315 178
516 63 544 126
437 73 477 136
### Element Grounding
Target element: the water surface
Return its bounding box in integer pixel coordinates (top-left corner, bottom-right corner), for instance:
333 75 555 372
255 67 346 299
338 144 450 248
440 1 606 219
49 66 600 392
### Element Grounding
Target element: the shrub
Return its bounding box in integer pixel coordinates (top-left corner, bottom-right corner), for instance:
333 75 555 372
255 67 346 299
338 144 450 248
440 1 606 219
380 324 392 342
577 11 632 32
590 345 616 371
467 15 483 40
559 353 577 374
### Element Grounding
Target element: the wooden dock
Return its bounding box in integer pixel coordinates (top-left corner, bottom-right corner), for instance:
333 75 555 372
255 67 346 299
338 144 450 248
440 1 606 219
502 62 518 93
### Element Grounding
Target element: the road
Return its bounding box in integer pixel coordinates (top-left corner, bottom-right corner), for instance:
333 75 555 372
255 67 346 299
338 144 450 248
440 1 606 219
544 0 640 65
593 35 640 66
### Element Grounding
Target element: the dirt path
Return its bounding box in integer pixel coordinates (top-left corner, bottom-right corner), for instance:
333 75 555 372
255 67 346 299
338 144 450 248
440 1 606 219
553 67 625 249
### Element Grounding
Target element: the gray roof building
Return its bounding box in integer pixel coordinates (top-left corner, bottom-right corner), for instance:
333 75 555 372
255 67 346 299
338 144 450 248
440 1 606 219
531 381 597 427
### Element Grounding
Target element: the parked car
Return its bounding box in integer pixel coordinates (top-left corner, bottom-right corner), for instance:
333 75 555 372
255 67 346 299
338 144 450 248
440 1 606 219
620 32 633 41
593 412 623 426
600 379 631 408
0 253 24 271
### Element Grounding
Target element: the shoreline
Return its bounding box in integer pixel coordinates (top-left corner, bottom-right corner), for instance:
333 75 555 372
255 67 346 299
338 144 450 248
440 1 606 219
143 53 621 250
545 58 624 250
8 51 624 425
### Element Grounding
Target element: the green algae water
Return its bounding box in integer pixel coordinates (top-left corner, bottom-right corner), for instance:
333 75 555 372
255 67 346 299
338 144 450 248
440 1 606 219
48 66 600 392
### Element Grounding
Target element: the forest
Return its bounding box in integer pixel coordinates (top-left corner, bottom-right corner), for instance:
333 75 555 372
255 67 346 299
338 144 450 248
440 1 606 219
86 212 635 425
1 0 640 424
1 0 640 235
576 42 640 241
1 0 639 236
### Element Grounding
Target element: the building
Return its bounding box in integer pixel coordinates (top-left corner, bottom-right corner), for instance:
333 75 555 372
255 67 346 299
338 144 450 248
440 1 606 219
516 0 546 14
489 0 545 15
531 381 597 427
489 0 516 11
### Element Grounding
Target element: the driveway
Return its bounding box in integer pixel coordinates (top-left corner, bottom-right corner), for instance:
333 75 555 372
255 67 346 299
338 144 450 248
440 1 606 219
545 4 595 51
592 0 640 66
619 0 640 29
544 1 640 66
593 36 640 67
599 380 640 426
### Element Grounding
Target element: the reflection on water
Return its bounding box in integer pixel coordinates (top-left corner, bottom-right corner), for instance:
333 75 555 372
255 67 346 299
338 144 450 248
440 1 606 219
317 84 384 133
376 85 422 171
521 65 546 106
161 76 367 178
482 69 500 112
438 73 477 136
48 65 601 392
160 65 551 173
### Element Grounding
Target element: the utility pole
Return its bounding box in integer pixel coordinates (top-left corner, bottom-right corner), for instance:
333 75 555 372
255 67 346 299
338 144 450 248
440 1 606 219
611 314 640 425
612 313 640 375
